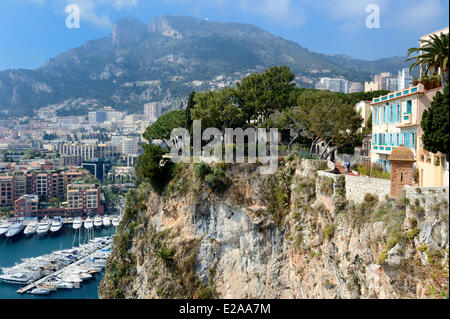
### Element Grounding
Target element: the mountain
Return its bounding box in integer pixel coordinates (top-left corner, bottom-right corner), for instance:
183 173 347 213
0 15 413 117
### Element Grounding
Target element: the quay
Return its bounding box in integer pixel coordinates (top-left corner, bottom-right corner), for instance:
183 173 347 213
17 244 111 294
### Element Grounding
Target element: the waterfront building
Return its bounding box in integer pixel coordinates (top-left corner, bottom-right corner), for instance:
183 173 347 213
14 194 39 217
0 176 14 207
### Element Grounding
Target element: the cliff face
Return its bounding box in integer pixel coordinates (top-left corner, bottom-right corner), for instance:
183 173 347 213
99 159 449 299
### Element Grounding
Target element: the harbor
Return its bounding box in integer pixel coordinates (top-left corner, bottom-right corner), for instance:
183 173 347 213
0 220 117 299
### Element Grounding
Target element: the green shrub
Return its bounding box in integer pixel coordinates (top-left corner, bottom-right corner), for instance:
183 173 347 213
323 224 336 240
194 162 212 180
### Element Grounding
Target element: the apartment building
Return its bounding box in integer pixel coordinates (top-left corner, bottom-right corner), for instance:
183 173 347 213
55 142 121 161
13 183 104 218
0 169 90 206
144 102 162 122
67 183 102 215
14 194 38 218
0 176 14 207
370 83 446 186
315 77 349 93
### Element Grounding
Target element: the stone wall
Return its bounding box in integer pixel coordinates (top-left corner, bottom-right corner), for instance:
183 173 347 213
316 170 391 204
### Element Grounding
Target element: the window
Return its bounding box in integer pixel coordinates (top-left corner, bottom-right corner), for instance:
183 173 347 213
397 104 401 122
404 132 411 148
411 131 415 149
406 100 412 114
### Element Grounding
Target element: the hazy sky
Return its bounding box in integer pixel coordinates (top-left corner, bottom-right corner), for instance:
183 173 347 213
0 0 448 70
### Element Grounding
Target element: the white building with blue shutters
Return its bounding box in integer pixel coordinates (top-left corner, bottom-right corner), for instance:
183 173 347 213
370 83 439 173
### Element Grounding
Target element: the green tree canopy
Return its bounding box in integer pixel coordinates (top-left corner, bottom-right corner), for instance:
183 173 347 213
135 144 168 191
143 110 187 148
296 90 362 158
235 65 295 126
190 88 245 131
421 85 449 156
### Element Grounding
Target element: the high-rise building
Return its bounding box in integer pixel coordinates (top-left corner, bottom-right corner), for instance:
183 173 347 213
397 68 413 91
315 77 349 93
349 82 363 93
365 72 398 92
122 137 139 156
88 111 107 124
144 102 162 121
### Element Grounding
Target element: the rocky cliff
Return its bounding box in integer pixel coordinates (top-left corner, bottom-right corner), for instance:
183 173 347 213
99 159 449 299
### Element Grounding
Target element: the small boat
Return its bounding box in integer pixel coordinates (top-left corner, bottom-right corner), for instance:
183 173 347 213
40 284 57 291
36 217 51 236
6 221 25 238
72 217 82 230
24 221 38 236
0 220 11 236
93 216 103 228
111 216 120 227
50 217 63 233
102 216 111 227
84 218 93 229
29 287 51 295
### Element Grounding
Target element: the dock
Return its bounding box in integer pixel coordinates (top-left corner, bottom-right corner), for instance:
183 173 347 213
17 244 111 294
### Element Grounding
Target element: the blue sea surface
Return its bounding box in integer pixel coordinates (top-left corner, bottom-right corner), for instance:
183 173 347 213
0 225 115 299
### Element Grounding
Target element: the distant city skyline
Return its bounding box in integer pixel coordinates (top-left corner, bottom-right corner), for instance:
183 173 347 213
0 0 449 71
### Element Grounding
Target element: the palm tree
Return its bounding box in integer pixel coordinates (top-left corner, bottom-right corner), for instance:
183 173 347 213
406 32 449 87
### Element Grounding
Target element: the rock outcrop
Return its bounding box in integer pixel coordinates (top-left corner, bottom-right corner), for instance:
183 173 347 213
99 159 449 299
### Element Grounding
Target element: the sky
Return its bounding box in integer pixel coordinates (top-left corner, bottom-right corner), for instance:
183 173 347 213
0 0 448 71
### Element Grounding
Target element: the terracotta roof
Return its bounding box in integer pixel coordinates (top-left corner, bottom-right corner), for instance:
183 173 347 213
388 145 415 162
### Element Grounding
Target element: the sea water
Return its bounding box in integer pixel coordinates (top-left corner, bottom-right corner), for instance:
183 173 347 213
0 225 116 299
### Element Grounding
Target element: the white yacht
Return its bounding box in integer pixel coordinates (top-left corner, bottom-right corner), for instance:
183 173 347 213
50 217 63 233
72 217 82 230
111 216 120 227
84 217 93 229
0 219 11 236
102 216 111 227
36 217 51 236
0 271 40 285
24 220 38 236
93 215 103 228
6 221 25 238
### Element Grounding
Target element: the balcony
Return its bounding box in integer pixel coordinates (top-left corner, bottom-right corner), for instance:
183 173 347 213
371 84 424 105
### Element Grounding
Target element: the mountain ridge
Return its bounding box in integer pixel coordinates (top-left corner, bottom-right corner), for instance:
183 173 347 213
0 15 413 117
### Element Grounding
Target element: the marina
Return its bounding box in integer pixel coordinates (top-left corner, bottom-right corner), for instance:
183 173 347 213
0 218 119 298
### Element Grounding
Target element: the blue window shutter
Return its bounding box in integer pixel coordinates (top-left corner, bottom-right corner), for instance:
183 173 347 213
412 131 415 149
406 100 412 114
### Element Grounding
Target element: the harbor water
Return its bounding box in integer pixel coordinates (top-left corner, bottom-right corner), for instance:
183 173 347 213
0 225 116 299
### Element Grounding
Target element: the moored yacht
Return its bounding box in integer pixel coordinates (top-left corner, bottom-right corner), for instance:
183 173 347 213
6 221 25 238
111 216 120 227
102 216 111 227
93 215 103 228
36 217 51 236
50 217 63 233
24 220 38 236
84 217 93 230
72 217 82 230
0 220 11 236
